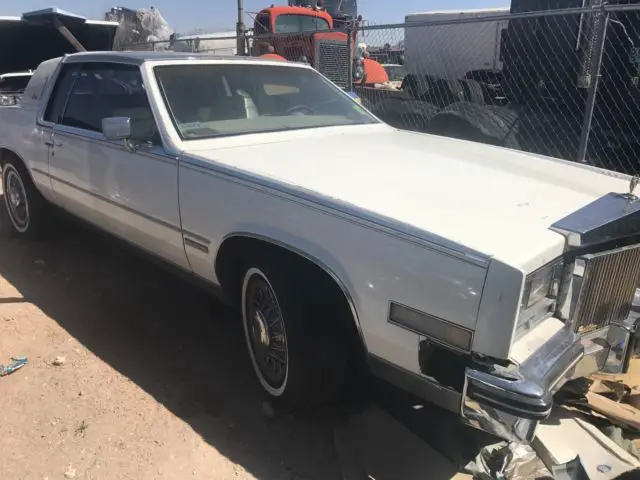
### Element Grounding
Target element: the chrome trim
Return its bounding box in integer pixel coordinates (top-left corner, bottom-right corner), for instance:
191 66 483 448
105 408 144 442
603 311 640 374
461 324 583 443
30 167 49 178
184 237 209 254
53 127 177 166
181 156 490 267
48 173 182 233
551 192 640 248
461 373 540 443
572 244 640 335
182 229 211 245
219 231 366 351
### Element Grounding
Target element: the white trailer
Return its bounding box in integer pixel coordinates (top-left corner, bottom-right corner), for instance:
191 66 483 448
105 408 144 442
171 31 243 55
404 7 509 80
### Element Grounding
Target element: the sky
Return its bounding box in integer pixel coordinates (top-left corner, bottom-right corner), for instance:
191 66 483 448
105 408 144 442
5 0 507 33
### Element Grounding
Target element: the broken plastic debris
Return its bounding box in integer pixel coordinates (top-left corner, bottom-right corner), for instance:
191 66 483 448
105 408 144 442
52 356 66 366
0 356 28 377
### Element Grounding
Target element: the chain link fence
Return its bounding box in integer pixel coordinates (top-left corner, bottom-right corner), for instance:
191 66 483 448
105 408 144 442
357 4 640 176
118 4 640 176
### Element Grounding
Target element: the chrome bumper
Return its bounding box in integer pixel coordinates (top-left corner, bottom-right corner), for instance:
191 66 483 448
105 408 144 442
461 313 640 443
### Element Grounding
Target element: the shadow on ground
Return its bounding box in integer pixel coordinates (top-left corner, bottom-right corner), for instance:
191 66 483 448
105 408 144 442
0 197 358 479
0 194 493 479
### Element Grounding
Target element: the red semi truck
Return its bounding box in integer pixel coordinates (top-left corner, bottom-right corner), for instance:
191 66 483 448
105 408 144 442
250 4 388 89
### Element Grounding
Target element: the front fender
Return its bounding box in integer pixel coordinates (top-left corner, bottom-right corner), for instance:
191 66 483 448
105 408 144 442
216 225 363 342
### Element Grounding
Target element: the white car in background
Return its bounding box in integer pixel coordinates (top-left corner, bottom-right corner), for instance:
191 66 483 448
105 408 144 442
0 71 34 106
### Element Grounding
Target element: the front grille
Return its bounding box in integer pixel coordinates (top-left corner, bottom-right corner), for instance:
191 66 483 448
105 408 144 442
316 40 350 89
572 245 640 334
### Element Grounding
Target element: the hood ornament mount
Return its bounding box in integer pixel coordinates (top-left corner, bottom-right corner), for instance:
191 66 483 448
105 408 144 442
627 175 640 200
551 189 640 249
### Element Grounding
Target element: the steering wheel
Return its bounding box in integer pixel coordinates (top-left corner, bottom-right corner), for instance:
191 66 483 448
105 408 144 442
285 104 314 115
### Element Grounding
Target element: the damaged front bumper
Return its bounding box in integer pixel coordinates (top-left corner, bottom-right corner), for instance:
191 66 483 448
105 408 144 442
461 312 640 443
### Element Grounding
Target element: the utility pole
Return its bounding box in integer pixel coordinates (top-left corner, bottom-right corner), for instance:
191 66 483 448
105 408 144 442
236 0 246 55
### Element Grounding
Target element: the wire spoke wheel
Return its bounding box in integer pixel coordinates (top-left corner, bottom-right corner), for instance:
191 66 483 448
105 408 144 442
243 268 289 395
3 166 30 233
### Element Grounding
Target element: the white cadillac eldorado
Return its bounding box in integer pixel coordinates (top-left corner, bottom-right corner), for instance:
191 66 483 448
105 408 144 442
2 51 640 443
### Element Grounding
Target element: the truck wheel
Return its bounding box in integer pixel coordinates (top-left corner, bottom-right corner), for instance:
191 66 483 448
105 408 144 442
420 79 466 108
371 99 438 132
1 158 49 238
241 259 347 410
428 102 521 150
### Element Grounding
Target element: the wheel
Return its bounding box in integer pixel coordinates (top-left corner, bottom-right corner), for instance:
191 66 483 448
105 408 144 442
1 157 49 238
372 99 439 132
427 102 521 149
241 259 348 410
420 79 466 108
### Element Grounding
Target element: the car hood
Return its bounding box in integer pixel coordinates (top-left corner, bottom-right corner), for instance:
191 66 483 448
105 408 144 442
186 125 631 272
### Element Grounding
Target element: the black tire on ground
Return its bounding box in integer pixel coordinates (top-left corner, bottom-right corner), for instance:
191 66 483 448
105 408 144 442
1 156 50 238
371 99 439 133
427 101 521 149
459 79 486 105
420 79 466 108
240 255 350 411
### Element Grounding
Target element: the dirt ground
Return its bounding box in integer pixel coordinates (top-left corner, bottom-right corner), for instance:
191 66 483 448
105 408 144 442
0 187 479 480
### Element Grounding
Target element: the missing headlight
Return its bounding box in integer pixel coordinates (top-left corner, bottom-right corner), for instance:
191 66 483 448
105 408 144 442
517 259 564 333
521 260 563 309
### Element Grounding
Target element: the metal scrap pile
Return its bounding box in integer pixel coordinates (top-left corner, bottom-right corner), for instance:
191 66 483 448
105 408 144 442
106 6 174 50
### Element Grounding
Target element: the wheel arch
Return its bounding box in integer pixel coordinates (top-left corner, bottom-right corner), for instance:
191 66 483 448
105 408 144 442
0 148 37 185
214 231 367 353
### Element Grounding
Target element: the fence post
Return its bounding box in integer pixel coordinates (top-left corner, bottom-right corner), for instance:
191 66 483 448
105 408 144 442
577 7 610 163
346 21 353 91
236 0 246 55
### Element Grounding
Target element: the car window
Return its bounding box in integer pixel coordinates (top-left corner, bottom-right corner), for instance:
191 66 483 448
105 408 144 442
274 14 330 33
60 62 159 142
154 63 378 140
43 64 81 123
254 13 271 34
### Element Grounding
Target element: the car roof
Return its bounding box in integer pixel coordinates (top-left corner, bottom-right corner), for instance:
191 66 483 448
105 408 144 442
61 51 306 67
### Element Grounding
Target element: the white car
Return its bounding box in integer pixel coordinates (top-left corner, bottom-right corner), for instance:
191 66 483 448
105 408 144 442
0 71 34 106
1 51 639 444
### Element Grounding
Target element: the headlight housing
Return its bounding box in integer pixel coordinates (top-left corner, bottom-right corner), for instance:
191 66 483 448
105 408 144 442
522 262 560 308
0 94 17 106
518 259 563 330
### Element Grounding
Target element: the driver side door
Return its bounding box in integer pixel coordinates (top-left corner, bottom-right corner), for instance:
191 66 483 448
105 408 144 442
50 61 190 270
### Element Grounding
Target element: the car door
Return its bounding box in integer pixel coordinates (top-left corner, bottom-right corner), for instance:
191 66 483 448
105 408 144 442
50 61 190 271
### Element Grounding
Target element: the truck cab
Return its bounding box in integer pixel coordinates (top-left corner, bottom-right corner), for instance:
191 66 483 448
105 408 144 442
251 5 388 88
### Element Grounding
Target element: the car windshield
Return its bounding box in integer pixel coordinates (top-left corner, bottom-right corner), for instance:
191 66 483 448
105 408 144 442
154 63 378 140
384 65 407 82
274 14 330 33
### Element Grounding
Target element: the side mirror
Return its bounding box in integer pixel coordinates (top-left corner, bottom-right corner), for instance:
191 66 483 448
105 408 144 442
102 117 131 141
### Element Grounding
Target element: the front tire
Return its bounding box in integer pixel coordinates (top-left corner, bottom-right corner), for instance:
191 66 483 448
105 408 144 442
240 260 348 410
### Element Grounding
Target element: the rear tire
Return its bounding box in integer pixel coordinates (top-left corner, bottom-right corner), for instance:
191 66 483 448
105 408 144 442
241 257 348 411
1 157 50 238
